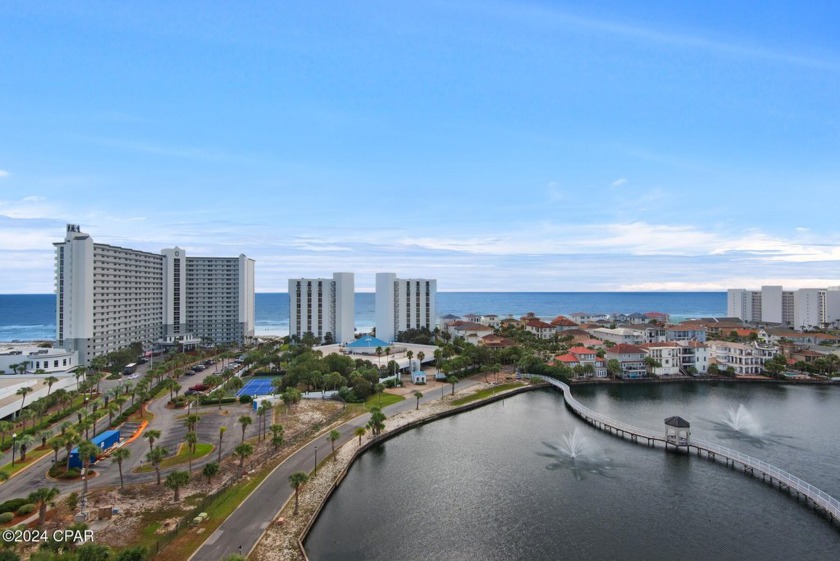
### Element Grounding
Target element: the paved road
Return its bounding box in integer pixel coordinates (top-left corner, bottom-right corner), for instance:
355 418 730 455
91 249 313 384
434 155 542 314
0 358 259 501
191 377 480 561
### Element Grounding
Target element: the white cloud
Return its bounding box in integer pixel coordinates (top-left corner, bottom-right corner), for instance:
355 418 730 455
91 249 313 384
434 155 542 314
610 178 627 188
0 170 8 178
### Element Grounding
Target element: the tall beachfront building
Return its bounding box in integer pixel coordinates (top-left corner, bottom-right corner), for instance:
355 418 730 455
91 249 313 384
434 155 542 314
727 285 838 329
375 273 437 343
288 273 354 344
55 224 255 364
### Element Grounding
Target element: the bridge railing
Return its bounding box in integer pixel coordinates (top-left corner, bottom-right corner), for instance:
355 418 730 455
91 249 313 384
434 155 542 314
530 375 661 440
530 374 840 518
692 437 840 515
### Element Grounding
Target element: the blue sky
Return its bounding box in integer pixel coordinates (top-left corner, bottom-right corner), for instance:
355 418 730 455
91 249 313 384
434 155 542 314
1 1 839 293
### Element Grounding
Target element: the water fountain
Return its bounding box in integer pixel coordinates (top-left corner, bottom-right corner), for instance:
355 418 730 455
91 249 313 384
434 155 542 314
538 428 614 480
723 404 765 438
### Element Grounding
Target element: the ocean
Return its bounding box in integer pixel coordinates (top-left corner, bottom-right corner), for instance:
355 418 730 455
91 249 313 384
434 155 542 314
0 292 726 342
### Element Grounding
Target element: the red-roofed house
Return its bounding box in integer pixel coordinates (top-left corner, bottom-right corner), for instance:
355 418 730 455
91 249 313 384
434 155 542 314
480 334 516 349
605 344 647 378
550 315 579 331
524 319 554 340
565 347 607 378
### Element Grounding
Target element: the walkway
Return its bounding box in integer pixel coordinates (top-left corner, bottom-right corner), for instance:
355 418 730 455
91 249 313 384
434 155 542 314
532 375 840 524
190 377 480 561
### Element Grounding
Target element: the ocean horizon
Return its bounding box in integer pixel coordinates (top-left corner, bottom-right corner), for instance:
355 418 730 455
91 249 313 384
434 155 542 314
0 291 727 342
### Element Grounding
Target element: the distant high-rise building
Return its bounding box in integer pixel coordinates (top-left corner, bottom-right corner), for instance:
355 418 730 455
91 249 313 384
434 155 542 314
727 284 837 329
55 224 255 364
375 273 437 343
288 273 354 344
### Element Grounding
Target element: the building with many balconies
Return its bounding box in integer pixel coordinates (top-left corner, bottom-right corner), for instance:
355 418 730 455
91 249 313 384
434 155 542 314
54 224 254 364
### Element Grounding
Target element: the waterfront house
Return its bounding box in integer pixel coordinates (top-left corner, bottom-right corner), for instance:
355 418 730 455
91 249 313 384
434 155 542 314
604 344 647 378
708 341 778 376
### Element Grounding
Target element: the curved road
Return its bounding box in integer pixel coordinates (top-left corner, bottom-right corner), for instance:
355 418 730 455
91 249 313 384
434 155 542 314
191 378 479 561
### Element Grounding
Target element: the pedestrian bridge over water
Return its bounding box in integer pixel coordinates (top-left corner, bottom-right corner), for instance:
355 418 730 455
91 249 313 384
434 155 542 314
531 374 840 525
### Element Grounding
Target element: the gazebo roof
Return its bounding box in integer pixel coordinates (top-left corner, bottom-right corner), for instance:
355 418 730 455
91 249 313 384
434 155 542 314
346 335 391 348
664 416 690 428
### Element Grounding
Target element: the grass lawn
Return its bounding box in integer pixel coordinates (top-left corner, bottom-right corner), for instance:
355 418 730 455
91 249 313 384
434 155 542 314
451 383 524 406
364 393 404 410
135 442 214 472
0 445 52 478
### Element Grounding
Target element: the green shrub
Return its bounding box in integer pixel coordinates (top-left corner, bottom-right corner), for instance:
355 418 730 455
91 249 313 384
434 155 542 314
238 395 252 404
0 498 28 514
15 504 35 516
0 512 15 524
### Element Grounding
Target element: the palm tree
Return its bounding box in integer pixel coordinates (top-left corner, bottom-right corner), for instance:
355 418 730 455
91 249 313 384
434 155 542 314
19 409 33 431
375 346 383 367
257 401 271 441
448 375 458 396
218 426 227 463
367 407 386 436
417 351 425 367
147 446 168 485
328 430 340 461
39 429 52 449
78 440 99 498
184 414 201 433
112 448 131 490
0 420 12 446
63 431 79 472
270 424 285 449
203 462 220 484
354 426 367 445
414 390 423 410
234 443 253 472
165 470 190 501
375 383 385 407
17 434 34 462
51 437 63 465
185 432 198 473
44 376 59 396
289 471 309 515
28 487 60 527
144 429 162 454
406 350 414 373
106 402 119 427
238 415 252 444
16 385 33 410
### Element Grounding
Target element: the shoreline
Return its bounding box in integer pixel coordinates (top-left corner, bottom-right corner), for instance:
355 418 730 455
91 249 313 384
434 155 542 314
251 379 539 561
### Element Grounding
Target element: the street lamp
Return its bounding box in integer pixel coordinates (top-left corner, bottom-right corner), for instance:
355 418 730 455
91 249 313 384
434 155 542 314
11 433 17 466
314 445 318 477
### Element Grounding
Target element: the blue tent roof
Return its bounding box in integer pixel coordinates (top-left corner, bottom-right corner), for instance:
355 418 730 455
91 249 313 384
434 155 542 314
347 335 391 348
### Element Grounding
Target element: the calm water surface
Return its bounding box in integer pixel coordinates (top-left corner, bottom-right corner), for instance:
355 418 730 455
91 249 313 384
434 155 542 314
305 386 840 561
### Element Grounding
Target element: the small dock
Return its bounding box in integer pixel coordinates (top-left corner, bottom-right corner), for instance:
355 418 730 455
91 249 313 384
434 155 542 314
531 375 840 525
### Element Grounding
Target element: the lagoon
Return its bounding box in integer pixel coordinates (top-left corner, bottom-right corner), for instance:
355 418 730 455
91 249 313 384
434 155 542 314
305 383 840 561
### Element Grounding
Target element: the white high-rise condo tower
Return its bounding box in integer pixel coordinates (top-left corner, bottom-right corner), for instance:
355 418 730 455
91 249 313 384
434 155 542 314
375 273 437 343
288 273 354 344
55 224 255 365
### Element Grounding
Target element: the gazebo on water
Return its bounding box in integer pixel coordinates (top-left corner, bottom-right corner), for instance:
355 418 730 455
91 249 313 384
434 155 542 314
664 416 691 447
